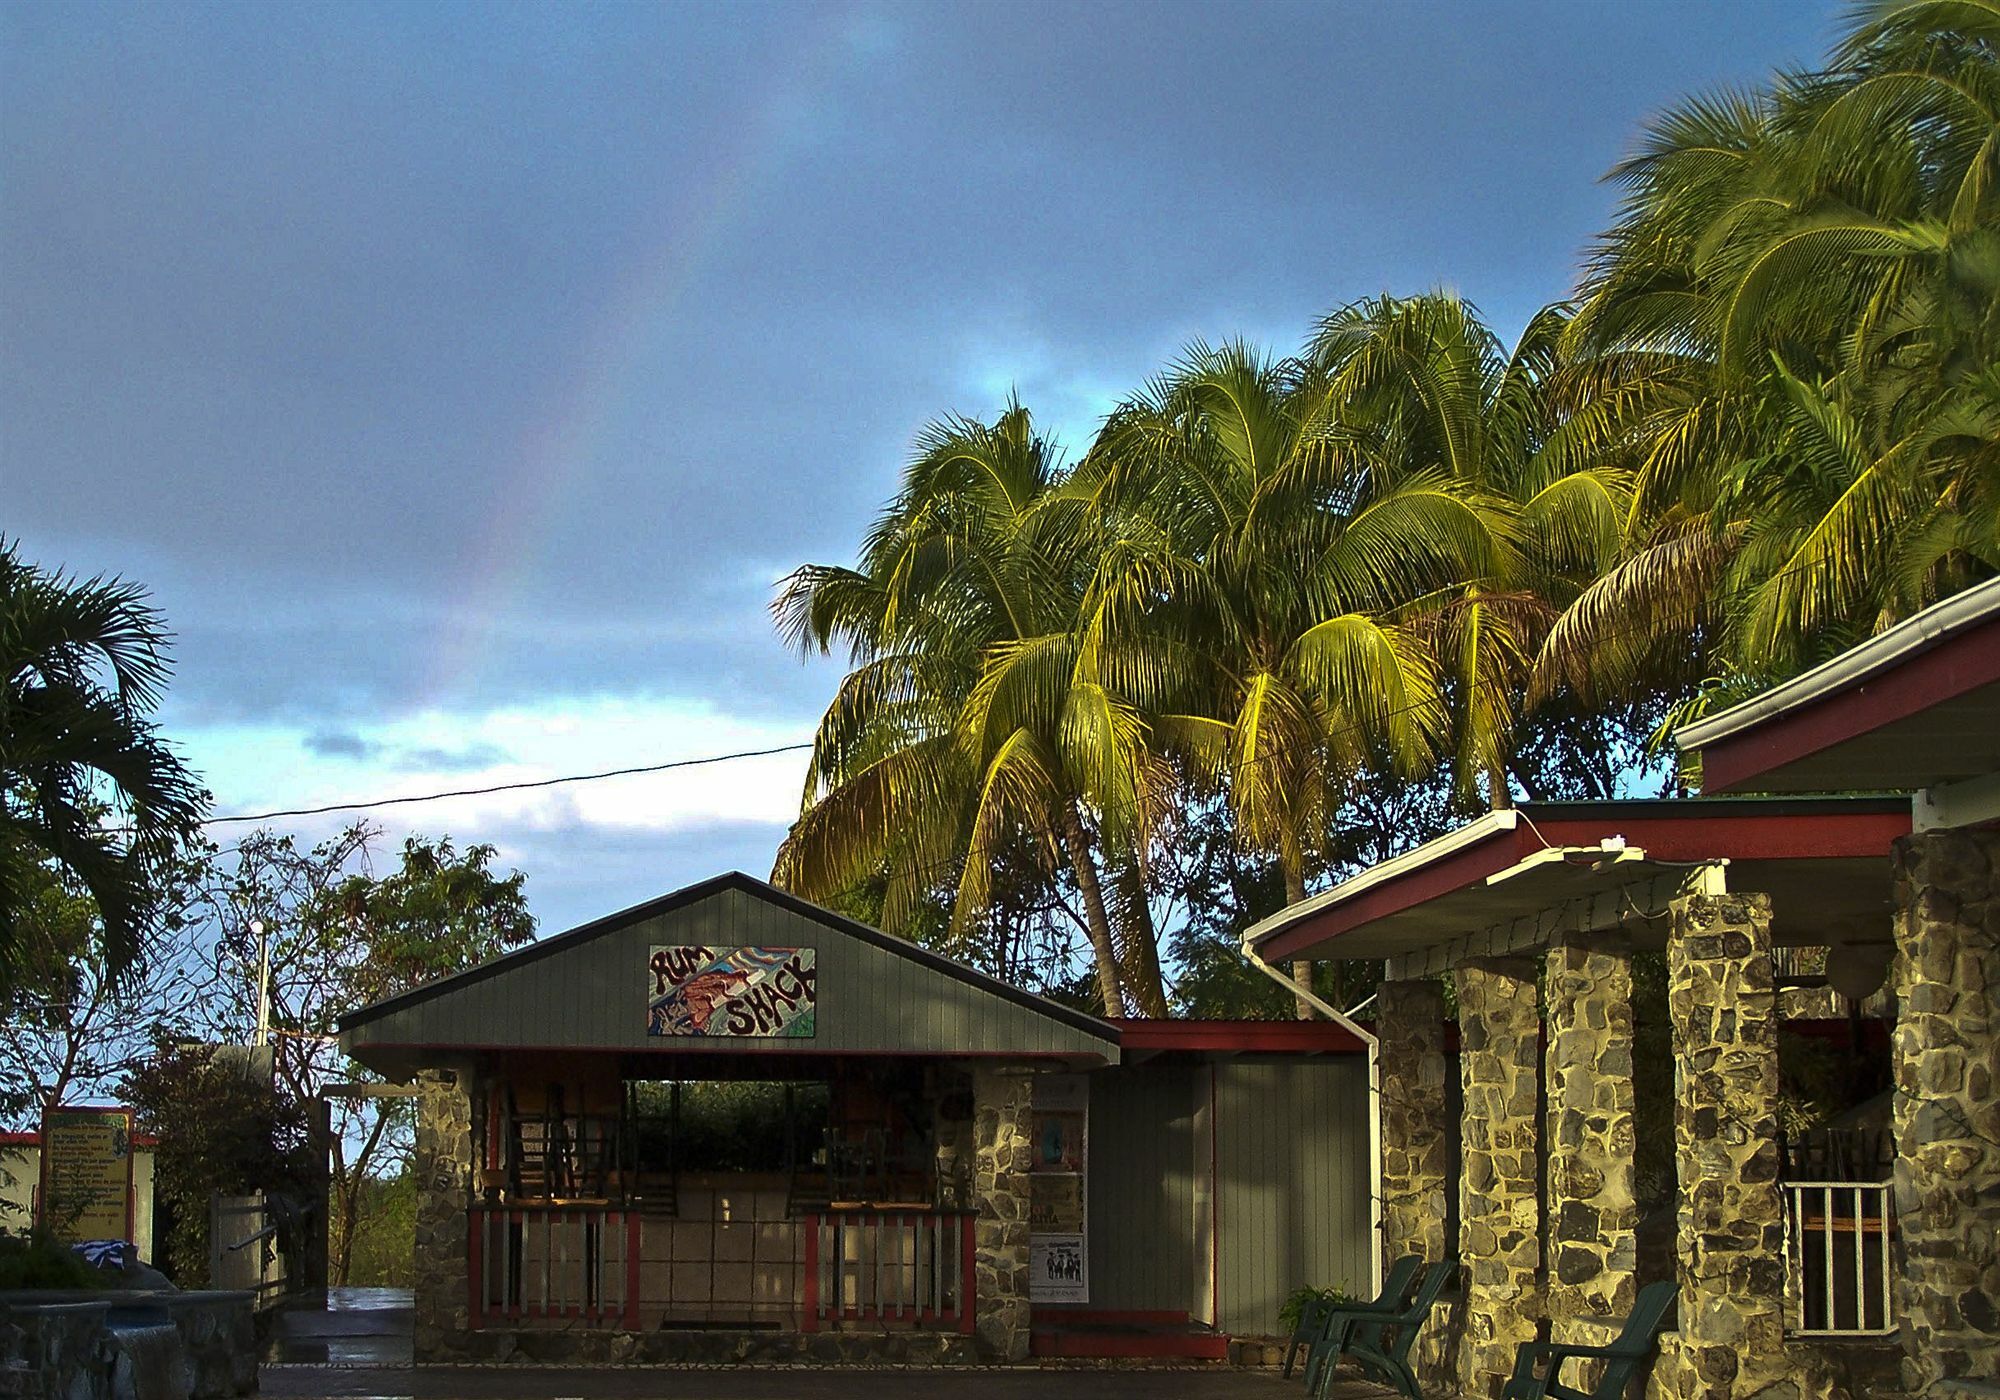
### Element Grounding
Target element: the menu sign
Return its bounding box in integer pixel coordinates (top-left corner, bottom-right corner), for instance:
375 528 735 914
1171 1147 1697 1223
38 1106 134 1242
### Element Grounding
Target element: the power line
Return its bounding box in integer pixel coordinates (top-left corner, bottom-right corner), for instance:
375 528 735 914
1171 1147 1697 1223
198 742 815 827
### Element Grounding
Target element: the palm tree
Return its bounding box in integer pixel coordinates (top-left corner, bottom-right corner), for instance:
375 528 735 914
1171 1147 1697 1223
0 542 207 989
1081 341 1507 1011
771 406 1158 1016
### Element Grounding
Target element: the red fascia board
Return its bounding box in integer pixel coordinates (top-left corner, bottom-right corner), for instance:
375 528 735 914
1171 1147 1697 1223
1112 1018 1368 1054
1256 823 1535 963
1531 808 1911 862
1701 621 2000 793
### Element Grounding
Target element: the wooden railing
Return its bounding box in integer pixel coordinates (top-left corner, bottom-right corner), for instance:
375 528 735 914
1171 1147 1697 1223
802 1209 974 1333
1784 1180 1895 1336
470 1205 639 1329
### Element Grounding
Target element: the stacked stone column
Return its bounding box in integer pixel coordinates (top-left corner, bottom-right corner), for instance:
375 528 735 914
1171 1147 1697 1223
1378 978 1452 1265
1543 936 1638 1334
1454 957 1543 1400
1666 893 1787 1400
1890 827 2000 1394
411 1066 475 1361
970 1066 1034 1362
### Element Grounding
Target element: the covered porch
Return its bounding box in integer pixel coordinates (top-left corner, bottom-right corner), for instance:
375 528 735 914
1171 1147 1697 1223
1247 795 1917 1400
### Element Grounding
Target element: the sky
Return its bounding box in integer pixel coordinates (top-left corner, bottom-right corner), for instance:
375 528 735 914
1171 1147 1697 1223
4 0 1843 937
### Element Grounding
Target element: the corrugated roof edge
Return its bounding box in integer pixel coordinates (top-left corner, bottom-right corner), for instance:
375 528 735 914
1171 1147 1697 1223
335 870 1120 1045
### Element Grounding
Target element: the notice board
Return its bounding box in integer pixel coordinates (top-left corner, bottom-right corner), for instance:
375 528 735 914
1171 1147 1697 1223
1029 1073 1088 1302
38 1106 135 1242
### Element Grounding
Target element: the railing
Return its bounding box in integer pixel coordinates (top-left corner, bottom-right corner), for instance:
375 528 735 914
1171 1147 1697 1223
470 1205 639 1329
802 1209 974 1333
1784 1181 1895 1336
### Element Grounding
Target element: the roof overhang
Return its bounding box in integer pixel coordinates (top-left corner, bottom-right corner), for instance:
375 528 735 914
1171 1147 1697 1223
1245 796 1910 971
1678 577 2000 805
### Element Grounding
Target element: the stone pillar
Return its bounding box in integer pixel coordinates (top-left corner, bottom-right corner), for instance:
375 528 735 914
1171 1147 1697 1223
1454 957 1543 1400
411 1066 474 1362
1891 828 2000 1394
1378 978 1452 1266
971 1066 1033 1362
1544 937 1638 1333
1666 893 1786 1400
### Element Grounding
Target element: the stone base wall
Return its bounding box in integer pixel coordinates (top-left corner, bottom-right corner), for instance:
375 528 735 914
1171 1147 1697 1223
970 1067 1033 1363
1891 827 2000 1395
412 1066 476 1363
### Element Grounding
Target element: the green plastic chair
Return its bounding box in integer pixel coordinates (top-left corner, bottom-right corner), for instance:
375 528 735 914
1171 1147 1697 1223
1314 1259 1456 1400
1500 1281 1677 1400
1288 1254 1421 1384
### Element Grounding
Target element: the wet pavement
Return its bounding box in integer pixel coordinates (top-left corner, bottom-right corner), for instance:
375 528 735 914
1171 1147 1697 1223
261 1366 1399 1400
266 1287 415 1366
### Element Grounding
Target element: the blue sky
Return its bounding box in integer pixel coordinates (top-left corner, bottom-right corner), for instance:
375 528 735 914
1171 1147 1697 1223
4 0 1841 936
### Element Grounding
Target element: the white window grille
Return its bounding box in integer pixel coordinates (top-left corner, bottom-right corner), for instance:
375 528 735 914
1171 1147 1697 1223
1784 1180 1895 1336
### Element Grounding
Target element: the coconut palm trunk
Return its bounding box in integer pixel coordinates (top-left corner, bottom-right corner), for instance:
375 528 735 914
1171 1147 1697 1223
1057 802 1128 1017
1111 857 1168 1017
1283 857 1315 1020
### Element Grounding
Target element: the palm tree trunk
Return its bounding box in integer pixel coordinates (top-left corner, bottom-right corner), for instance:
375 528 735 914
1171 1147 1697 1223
1058 803 1128 1017
1283 858 1315 1021
1111 858 1168 1018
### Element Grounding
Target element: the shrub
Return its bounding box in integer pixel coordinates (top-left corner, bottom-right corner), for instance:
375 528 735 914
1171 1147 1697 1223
0 1230 99 1289
1279 1284 1356 1336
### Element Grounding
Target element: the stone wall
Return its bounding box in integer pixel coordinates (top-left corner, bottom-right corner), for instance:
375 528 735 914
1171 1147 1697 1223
1664 893 1788 1400
1891 827 2000 1395
1454 957 1542 1400
412 1066 476 1363
1544 937 1638 1332
1376 977 1457 1396
969 1067 1033 1363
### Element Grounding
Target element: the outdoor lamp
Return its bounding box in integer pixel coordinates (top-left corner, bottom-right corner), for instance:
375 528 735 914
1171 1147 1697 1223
1824 942 1894 1002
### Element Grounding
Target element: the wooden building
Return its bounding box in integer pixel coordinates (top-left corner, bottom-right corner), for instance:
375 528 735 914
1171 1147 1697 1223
337 872 1371 1364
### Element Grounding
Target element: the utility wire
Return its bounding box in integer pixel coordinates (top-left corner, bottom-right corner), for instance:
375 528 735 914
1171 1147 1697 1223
197 742 815 826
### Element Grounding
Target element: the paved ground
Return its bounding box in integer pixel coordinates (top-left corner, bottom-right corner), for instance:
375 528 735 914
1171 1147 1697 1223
261 1366 1399 1400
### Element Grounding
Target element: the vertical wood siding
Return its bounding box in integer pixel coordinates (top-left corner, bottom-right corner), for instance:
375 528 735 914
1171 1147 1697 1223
1213 1059 1371 1336
1084 1065 1201 1313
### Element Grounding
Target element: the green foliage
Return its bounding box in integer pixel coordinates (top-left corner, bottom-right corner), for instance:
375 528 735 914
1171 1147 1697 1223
125 1042 313 1285
0 541 207 993
1279 1284 1357 1336
630 1081 830 1173
0 1230 99 1289
333 1170 416 1289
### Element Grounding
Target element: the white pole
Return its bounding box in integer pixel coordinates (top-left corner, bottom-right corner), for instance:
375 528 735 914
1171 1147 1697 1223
251 918 271 1045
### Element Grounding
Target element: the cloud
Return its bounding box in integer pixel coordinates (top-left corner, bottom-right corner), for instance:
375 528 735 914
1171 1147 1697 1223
303 729 378 760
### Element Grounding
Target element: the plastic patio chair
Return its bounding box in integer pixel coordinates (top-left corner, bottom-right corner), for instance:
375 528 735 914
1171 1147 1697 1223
1500 1281 1678 1400
1315 1259 1456 1400
1287 1254 1421 1382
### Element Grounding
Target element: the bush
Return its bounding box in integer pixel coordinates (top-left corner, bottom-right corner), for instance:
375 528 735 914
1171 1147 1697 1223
0 1230 99 1289
1279 1284 1356 1336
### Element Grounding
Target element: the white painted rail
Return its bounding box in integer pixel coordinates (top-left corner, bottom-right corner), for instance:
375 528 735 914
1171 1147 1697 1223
1784 1180 1895 1336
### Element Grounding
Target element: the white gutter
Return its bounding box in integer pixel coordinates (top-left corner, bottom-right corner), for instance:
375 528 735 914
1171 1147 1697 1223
1243 808 1521 954
1239 940 1383 1295
1678 574 2000 752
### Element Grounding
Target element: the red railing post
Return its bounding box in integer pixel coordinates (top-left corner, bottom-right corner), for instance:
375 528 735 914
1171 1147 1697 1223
958 1211 976 1335
467 1207 484 1330
623 1210 642 1330
802 1212 821 1332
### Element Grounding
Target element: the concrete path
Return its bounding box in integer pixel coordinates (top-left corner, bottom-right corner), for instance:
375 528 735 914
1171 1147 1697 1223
261 1365 1403 1400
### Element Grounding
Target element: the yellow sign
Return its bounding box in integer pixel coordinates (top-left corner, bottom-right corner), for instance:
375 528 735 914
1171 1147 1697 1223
39 1107 134 1242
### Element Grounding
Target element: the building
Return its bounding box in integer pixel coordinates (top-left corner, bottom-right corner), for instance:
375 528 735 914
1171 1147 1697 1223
1244 575 2000 1399
338 872 1372 1363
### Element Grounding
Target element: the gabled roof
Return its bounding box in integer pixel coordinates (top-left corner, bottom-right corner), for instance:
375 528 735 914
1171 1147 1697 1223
1678 575 2000 796
338 871 1120 1072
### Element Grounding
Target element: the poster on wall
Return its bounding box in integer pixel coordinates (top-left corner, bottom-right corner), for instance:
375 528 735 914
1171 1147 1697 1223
38 1106 134 1242
1030 1073 1088 1302
647 945 817 1037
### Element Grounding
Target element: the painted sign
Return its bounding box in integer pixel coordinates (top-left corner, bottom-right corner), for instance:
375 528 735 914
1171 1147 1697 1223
648 945 816 1037
1029 1073 1088 1302
38 1106 134 1242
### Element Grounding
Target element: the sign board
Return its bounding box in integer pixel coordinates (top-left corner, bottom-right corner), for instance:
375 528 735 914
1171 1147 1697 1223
1029 1073 1088 1302
648 945 817 1037
38 1106 135 1243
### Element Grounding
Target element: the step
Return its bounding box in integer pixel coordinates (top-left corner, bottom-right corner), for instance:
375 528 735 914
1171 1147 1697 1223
1037 1308 1189 1327
1029 1316 1229 1361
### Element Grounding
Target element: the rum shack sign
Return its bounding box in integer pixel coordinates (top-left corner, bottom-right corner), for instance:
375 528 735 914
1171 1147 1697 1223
648 945 817 1038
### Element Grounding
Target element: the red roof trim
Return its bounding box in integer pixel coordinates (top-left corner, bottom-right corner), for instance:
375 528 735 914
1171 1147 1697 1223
1111 1018 1368 1054
1701 621 2000 793
1256 801 1911 964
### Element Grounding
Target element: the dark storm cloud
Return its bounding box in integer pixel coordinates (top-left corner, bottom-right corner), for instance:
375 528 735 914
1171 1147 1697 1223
303 730 379 761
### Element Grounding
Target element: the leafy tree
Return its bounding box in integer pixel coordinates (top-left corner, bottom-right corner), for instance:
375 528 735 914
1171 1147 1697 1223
0 542 207 989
